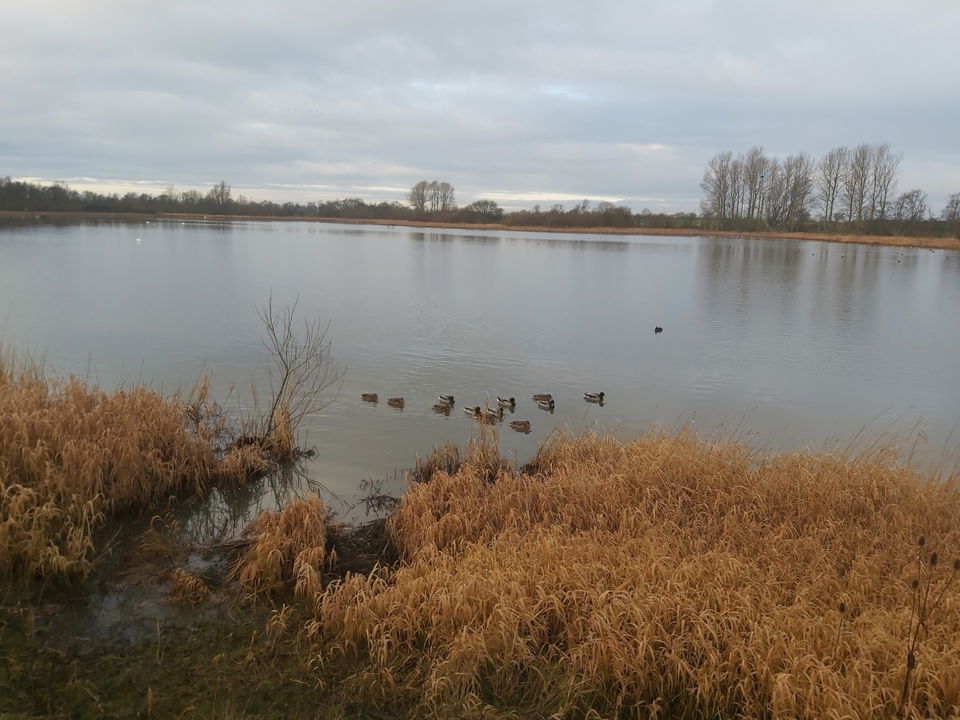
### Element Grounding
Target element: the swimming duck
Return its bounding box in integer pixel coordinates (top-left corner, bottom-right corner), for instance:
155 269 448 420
432 403 452 414
387 397 405 408
509 420 532 433
437 395 455 405
654 326 663 334
531 393 553 402
583 392 605 403
482 406 504 421
497 396 516 407
536 398 555 411
464 406 482 417
361 393 378 402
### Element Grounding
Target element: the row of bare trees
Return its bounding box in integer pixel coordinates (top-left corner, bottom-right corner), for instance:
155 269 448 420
699 144 951 234
408 180 456 214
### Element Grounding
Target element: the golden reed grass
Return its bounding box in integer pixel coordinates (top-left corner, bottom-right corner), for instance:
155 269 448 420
234 495 328 601
169 568 211 605
302 431 959 718
0 348 277 579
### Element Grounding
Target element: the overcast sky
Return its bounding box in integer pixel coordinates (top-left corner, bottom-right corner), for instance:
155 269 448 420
1 1 957 212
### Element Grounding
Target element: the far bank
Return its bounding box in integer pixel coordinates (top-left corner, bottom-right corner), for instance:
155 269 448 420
2 209 958 252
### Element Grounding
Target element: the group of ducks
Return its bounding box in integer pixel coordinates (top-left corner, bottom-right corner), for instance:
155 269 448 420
360 391 606 433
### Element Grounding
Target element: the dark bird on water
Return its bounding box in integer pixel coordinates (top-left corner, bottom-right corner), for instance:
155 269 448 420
654 326 663 334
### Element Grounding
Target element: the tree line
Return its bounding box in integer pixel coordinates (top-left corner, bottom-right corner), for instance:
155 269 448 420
701 144 959 236
2 171 957 237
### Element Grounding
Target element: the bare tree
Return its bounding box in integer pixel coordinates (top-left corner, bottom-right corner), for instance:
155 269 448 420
742 146 768 220
408 181 429 213
842 144 872 223
764 159 788 227
783 153 815 230
463 199 503 222
892 189 928 228
700 151 734 228
942 193 960 221
868 143 901 220
815 146 848 223
207 180 231 211
729 154 745 220
943 193 960 236
255 297 344 455
425 181 456 213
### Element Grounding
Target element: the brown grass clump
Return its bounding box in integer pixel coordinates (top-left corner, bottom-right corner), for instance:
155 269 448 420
234 495 328 601
0 351 279 580
169 568 211 605
307 430 960 719
411 432 513 485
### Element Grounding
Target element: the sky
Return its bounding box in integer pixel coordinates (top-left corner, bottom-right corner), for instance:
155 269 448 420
1 0 958 213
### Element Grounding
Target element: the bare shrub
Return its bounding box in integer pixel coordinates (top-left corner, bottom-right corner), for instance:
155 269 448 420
252 297 344 462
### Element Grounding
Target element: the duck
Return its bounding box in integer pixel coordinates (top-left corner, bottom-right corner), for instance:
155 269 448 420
531 393 553 402
437 394 455 405
654 326 663 334
536 398 555 411
583 392 605 403
361 393 378 402
432 403 452 414
464 406 482 418
509 420 532 433
497 396 516 407
387 397 405 408
482 406 504 421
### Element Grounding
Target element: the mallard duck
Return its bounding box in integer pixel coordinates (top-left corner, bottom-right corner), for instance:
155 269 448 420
432 403 452 414
464 406 482 417
509 420 531 433
476 410 502 425
387 397 405 408
536 398 555 411
531 393 553 402
437 394 455 405
583 392 605 403
497 396 516 407
361 393 378 402
482 406 504 421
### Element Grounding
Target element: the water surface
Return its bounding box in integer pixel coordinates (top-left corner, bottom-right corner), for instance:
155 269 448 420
2 219 958 528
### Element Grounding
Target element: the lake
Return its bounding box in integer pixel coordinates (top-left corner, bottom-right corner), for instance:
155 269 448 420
2 219 958 529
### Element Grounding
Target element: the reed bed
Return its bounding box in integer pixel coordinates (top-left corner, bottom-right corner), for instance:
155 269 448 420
305 431 960 718
0 349 280 579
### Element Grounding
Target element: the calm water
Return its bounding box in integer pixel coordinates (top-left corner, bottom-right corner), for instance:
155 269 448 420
2 219 958 528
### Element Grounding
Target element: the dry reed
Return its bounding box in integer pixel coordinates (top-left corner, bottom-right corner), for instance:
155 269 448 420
234 495 328 602
169 568 211 605
305 430 960 718
0 348 285 579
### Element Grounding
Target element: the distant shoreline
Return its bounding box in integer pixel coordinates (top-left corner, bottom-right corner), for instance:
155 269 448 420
2 209 958 252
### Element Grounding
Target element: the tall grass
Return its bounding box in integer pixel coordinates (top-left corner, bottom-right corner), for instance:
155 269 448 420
304 430 960 718
234 495 328 602
0 348 274 579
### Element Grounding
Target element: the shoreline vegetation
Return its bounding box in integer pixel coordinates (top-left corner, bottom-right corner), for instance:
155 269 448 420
3 209 959 252
2 343 960 717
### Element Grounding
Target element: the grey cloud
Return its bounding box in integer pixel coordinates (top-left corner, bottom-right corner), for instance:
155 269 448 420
1 0 957 211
